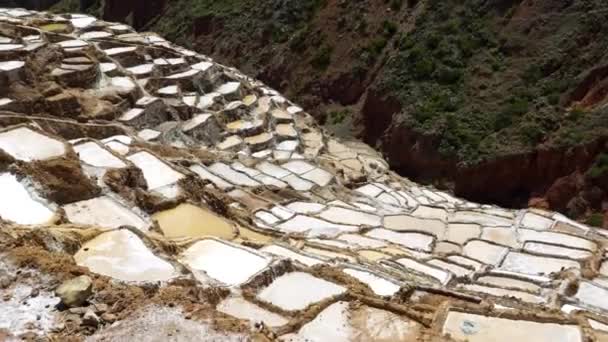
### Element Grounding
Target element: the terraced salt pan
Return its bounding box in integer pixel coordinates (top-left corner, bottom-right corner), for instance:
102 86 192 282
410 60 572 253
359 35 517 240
459 284 545 303
217 297 288 328
477 275 541 292
303 247 356 262
180 239 270 286
277 215 359 237
282 174 314 191
366 229 434 252
137 129 161 141
384 215 446 238
190 164 233 190
261 245 324 267
338 234 388 248
343 268 400 296
523 242 592 259
127 151 184 190
74 141 126 168
282 301 420 342
0 173 55 225
0 127 65 161
518 229 595 251
257 272 345 311
446 223 481 244
319 206 381 226
480 227 519 247
63 196 149 230
209 162 260 187
520 211 554 230
427 259 473 277
442 311 582 342
500 251 580 276
153 204 235 239
450 211 512 226
282 160 316 174
396 258 451 284
575 281 608 311
463 240 509 266
286 201 326 214
75 229 176 282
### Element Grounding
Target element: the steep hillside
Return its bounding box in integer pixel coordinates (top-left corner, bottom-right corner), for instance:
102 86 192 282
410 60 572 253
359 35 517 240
20 0 608 224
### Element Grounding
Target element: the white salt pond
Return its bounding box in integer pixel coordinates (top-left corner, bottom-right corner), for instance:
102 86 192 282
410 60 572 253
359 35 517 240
260 245 324 267
499 251 580 275
74 141 126 168
0 173 55 225
217 297 288 328
319 206 381 226
343 268 400 296
75 229 176 282
0 127 65 161
127 151 184 190
63 196 149 230
281 301 420 342
179 239 270 286
257 272 345 311
365 229 434 252
396 258 451 284
209 162 260 187
277 215 359 237
442 311 582 342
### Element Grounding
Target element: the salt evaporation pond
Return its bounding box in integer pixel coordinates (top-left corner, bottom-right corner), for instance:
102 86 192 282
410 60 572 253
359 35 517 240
153 203 236 239
0 173 55 225
179 239 270 286
75 230 176 282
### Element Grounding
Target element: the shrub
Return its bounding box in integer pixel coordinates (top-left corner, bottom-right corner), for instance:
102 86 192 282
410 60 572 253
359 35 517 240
329 109 350 124
382 20 398 37
413 59 435 79
311 45 333 70
436 65 463 84
390 0 404 11
587 153 608 179
586 213 604 227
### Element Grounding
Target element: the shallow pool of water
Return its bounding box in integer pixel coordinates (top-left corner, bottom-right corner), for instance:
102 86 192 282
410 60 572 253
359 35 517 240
153 204 236 240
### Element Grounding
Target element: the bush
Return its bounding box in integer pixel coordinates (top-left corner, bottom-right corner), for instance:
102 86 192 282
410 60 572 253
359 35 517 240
587 153 608 179
436 65 463 84
390 0 404 11
311 45 333 70
586 213 604 227
413 59 435 79
382 20 398 37
329 109 350 124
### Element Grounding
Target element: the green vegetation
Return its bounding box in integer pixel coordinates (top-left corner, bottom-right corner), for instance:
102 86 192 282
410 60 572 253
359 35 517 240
588 153 608 180
328 109 350 124
311 45 333 70
378 0 608 163
586 213 604 227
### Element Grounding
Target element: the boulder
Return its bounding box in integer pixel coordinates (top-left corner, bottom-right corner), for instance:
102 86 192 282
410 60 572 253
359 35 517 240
55 275 93 307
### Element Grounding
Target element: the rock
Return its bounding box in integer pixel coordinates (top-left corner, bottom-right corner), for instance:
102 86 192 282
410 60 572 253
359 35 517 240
100 312 117 323
93 303 109 314
546 173 583 211
46 92 82 118
0 269 13 289
528 197 549 210
82 309 100 327
55 275 93 308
